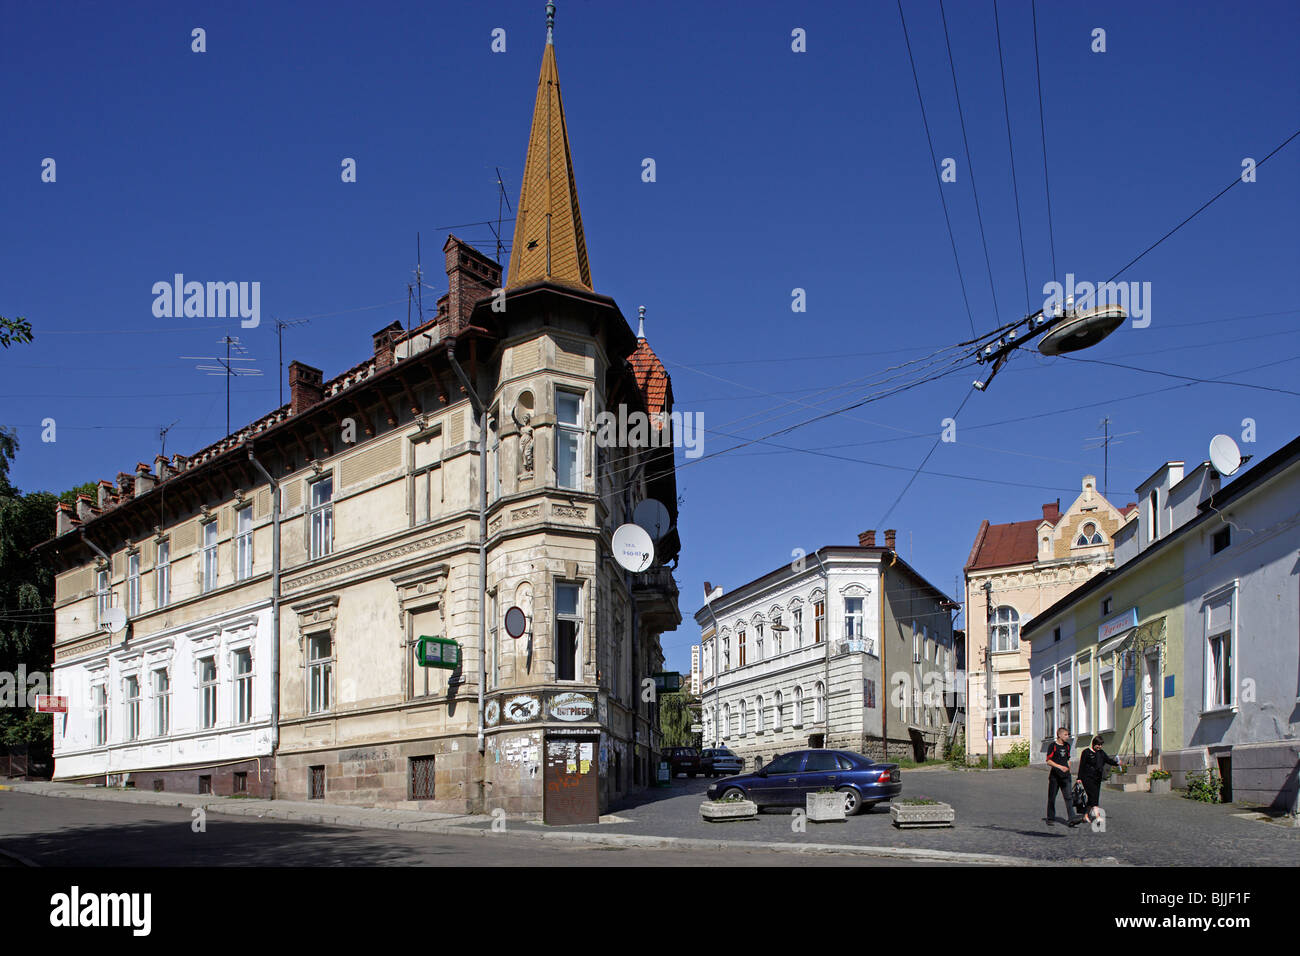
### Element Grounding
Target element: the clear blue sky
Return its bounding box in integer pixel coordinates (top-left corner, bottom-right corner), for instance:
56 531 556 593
4 1 1298 673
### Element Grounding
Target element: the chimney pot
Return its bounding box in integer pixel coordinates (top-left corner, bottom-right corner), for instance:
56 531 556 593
76 494 95 523
858 529 876 547
441 235 503 339
55 501 74 536
884 528 897 550
288 361 325 415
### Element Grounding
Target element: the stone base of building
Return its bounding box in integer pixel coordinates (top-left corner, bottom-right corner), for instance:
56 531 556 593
55 757 275 798
1164 741 1300 812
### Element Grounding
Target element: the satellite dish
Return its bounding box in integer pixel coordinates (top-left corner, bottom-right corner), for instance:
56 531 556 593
633 499 672 542
612 523 655 573
1038 305 1126 356
504 606 528 640
103 607 127 634
1209 434 1243 476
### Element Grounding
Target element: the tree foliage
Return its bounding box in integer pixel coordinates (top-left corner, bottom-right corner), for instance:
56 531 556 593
0 316 34 349
658 691 700 748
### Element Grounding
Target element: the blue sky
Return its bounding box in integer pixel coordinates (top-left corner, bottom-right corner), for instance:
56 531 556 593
4 1 1298 673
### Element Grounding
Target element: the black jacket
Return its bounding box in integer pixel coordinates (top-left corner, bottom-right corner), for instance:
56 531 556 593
1078 746 1120 785
1046 741 1072 777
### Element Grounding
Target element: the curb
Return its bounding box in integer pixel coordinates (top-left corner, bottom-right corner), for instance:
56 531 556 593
4 781 1114 866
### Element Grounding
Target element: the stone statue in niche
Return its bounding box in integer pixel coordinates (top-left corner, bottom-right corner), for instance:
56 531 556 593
512 405 534 475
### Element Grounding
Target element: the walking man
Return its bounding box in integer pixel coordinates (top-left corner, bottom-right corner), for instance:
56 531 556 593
1045 726 1083 827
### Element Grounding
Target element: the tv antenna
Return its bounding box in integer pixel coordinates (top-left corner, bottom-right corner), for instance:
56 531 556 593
1083 416 1139 499
273 317 310 407
491 166 514 263
181 335 263 436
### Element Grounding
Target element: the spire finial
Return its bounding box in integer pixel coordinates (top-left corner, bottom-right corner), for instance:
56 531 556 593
546 1 555 44
637 305 646 339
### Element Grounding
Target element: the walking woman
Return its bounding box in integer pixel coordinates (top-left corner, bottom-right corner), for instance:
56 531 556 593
1077 735 1123 824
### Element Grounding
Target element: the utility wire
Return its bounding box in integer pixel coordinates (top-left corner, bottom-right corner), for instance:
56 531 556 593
1031 0 1057 281
876 385 976 527
994 0 1032 314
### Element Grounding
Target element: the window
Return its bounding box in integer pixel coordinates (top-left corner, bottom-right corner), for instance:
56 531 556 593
738 699 747 735
1057 662 1072 734
773 690 784 731
1043 690 1055 737
722 703 731 738
844 597 863 640
488 414 501 502
201 520 218 592
234 649 253 724
722 635 730 671
199 775 212 795
233 772 248 794
793 686 804 727
555 583 581 681
755 623 764 661
738 630 746 667
92 684 107 746
155 539 171 608
771 615 783 655
1099 671 1114 731
814 681 825 723
1077 677 1091 734
123 675 140 742
1101 596 1113 616
488 590 500 690
989 606 1019 652
235 505 253 580
1075 522 1104 546
814 600 825 643
805 751 839 772
1212 527 1231 554
411 755 436 800
793 607 803 646
153 668 170 737
127 553 140 616
755 694 764 733
412 431 443 525
556 391 583 490
308 634 333 714
308 766 325 800
199 657 217 729
995 694 1021 737
1147 489 1159 543
1053 626 1061 643
309 477 333 559
1206 592 1234 710
96 570 111 627
764 752 803 774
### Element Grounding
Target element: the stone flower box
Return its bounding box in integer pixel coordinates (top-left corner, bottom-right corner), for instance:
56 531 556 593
700 799 758 822
806 792 847 822
1150 778 1172 794
890 800 955 828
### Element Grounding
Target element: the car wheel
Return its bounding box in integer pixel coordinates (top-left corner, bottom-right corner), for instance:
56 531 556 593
721 787 747 803
838 786 864 816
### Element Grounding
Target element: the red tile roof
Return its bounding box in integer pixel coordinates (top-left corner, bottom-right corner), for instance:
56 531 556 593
629 337 671 416
965 518 1042 572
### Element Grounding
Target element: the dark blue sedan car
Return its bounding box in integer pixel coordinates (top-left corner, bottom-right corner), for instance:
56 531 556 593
706 749 901 815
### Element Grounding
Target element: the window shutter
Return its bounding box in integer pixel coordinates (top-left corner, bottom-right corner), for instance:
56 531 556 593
1206 596 1232 635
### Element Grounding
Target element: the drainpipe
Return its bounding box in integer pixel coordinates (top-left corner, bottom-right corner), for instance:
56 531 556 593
811 550 831 747
447 342 488 755
247 449 281 763
880 555 888 760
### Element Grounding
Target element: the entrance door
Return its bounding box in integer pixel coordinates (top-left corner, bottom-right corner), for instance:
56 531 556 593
1142 650 1160 757
543 735 600 825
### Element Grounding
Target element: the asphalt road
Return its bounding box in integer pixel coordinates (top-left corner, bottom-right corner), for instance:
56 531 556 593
0 791 918 867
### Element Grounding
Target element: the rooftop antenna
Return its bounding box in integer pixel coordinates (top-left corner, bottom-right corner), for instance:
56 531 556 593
415 233 424 327
1083 416 1139 499
494 166 514 264
273 317 310 407
181 335 263 436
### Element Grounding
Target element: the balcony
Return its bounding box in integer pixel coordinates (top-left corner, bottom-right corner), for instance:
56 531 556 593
632 565 680 632
835 638 877 657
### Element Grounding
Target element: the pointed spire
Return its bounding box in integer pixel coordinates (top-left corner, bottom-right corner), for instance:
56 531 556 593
637 305 646 339
506 1 593 292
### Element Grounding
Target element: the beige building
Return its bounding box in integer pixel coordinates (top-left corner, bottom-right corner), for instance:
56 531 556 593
963 477 1135 759
40 10 681 822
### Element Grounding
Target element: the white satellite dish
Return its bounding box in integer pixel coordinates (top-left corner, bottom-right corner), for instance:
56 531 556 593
1038 305 1126 356
612 523 655 573
103 607 127 634
633 499 672 542
1209 434 1243 476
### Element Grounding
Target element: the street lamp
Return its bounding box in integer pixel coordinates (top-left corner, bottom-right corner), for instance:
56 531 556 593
972 303 1127 392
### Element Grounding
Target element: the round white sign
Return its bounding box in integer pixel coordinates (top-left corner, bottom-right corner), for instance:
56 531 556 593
612 523 654 573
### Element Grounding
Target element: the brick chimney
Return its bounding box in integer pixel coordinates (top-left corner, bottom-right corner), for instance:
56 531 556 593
858 529 876 547
116 472 135 499
96 480 115 510
441 235 502 338
884 528 897 550
134 462 156 496
55 501 74 536
76 494 95 523
372 321 403 371
288 361 325 415
1042 499 1061 523
172 453 189 474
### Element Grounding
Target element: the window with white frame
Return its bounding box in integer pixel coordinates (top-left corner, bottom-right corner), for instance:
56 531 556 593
814 600 825 643
92 683 107 746
755 623 764 661
155 539 171 608
722 635 730 671
201 520 218 593
793 607 803 646
771 614 783 655
844 597 863 641
738 699 747 735
555 582 581 681
96 569 111 627
411 431 443 525
1205 590 1234 710
235 505 253 581
738 629 746 667
990 606 1020 652
234 649 253 724
1075 522 1104 546
1056 661 1073 734
793 686 804 727
152 668 170 737
755 694 765 733
1077 673 1092 735
1043 671 1055 738
815 681 825 723
307 634 332 714
1147 489 1159 543
995 693 1021 736
198 657 217 729
124 674 140 742
309 476 333 559
1099 669 1114 731
556 390 583 490
127 553 140 617
773 690 784 731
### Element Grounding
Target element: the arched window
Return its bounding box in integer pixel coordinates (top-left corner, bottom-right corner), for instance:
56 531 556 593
814 681 825 722
722 703 731 739
755 694 765 733
793 686 804 727
774 690 784 731
738 629 746 666
1075 522 1104 546
738 699 747 735
990 606 1020 652
755 622 764 661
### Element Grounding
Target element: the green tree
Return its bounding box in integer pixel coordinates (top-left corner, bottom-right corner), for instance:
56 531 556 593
0 316 33 349
658 690 699 748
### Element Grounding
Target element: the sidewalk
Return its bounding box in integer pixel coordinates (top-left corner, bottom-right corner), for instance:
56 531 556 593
1 780 1048 866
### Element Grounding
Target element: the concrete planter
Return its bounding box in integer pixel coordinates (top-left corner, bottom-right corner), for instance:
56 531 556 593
1149 778 1172 794
890 801 955 828
700 799 758 822
806 792 846 822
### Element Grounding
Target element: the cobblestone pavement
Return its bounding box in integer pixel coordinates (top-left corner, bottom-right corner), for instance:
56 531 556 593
471 767 1300 866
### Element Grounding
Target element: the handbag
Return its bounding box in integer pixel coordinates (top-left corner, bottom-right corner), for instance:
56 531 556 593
1072 781 1089 812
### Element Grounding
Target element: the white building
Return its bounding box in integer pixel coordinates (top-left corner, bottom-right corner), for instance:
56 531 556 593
694 532 957 768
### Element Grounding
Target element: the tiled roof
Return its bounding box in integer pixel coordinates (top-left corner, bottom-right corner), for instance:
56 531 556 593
965 518 1042 572
629 337 670 416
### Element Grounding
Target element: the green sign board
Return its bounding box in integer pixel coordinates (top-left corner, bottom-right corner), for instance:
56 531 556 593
653 672 682 693
417 635 460 669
